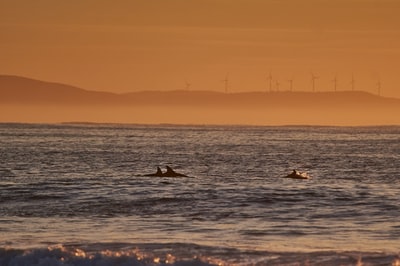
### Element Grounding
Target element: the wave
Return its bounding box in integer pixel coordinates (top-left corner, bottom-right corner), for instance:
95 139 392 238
1 243 399 266
0 244 214 266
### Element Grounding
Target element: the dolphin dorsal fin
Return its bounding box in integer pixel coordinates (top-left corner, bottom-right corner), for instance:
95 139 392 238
156 167 162 175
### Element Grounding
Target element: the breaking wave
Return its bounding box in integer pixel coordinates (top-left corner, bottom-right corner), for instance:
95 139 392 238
1 243 399 266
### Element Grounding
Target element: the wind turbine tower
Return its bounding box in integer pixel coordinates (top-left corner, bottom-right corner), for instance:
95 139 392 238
377 79 381 96
350 74 355 91
267 72 273 92
275 80 280 92
332 75 338 92
287 77 294 92
184 80 191 91
311 72 319 92
222 74 229 93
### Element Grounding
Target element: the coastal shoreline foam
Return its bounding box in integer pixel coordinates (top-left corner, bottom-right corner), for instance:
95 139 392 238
1 243 399 266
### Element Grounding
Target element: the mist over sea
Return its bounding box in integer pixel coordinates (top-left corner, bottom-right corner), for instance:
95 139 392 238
0 123 399 265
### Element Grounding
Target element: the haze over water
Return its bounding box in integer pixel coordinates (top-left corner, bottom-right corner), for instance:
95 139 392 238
1 123 399 265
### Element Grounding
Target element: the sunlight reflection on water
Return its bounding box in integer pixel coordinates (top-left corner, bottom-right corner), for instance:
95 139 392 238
0 124 399 256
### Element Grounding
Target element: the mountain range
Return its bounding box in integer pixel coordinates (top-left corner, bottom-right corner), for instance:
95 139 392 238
1 74 400 125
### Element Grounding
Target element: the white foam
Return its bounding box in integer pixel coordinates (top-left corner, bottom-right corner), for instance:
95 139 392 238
1 244 400 266
0 245 217 266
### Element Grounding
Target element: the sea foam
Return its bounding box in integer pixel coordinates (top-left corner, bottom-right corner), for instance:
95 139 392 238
0 245 216 266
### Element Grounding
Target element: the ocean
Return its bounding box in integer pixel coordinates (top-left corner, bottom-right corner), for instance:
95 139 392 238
0 123 399 265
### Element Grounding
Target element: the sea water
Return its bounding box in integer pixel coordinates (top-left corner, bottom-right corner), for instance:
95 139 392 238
0 123 399 265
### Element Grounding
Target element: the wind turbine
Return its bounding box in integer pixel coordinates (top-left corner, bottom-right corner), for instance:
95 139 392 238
311 72 319 92
332 74 338 92
222 73 229 93
287 77 294 92
275 80 280 92
377 79 381 96
184 80 191 91
267 72 273 92
350 74 355 91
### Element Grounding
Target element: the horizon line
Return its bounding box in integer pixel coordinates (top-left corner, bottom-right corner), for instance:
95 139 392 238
1 121 400 128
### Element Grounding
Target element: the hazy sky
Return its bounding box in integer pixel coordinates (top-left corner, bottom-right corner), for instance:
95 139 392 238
1 0 400 97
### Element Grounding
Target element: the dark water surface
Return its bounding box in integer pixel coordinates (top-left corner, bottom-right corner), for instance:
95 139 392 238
0 123 399 265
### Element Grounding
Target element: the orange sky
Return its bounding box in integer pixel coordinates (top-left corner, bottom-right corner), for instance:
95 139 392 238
1 0 400 97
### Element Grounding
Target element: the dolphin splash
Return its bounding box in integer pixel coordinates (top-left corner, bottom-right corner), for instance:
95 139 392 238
284 169 311 179
144 166 188 177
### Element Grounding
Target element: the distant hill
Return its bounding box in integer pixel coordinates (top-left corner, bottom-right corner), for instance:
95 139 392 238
0 75 120 105
1 75 400 125
123 90 400 109
1 74 399 107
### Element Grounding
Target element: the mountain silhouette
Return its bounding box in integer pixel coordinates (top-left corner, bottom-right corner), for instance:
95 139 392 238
0 75 120 105
1 74 399 108
1 75 400 125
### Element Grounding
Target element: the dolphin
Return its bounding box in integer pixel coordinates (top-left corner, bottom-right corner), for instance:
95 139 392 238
162 165 188 177
144 166 188 177
144 166 164 177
